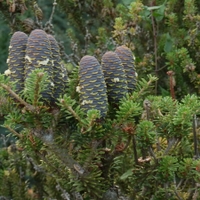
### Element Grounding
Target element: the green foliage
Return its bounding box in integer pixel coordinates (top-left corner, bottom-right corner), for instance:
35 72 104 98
157 155 179 182
23 68 49 106
2 0 200 199
136 120 156 148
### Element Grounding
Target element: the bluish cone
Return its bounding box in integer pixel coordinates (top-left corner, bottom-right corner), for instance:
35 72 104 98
115 45 137 93
48 34 68 101
79 55 108 117
7 31 28 93
101 51 128 104
25 29 53 102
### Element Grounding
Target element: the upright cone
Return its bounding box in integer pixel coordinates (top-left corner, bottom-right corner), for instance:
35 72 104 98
115 45 136 93
79 56 108 117
25 29 53 102
48 34 68 101
101 51 128 104
7 31 28 94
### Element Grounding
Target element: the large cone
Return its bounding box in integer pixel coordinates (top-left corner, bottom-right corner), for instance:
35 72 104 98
79 55 108 117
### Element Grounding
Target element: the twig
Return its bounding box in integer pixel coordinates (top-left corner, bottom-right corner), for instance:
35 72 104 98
44 0 57 34
48 0 57 24
60 99 84 125
167 71 176 100
174 190 182 200
4 125 22 138
1 83 35 112
193 115 199 159
149 147 157 163
137 78 156 97
177 179 184 189
192 183 200 200
132 135 138 165
32 128 85 177
151 10 158 95
83 136 108 169
58 42 76 67
163 137 177 155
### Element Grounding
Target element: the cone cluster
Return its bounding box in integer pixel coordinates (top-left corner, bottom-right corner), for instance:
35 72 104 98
6 29 68 103
6 31 136 116
78 46 136 117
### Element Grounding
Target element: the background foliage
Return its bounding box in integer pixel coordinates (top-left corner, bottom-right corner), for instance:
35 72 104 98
1 0 200 199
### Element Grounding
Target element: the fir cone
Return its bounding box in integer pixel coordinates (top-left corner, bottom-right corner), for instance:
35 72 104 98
115 45 137 93
6 31 28 94
101 51 128 104
25 29 53 102
47 34 68 101
78 56 108 117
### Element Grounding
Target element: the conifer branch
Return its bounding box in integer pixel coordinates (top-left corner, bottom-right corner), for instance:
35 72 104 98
60 98 85 126
0 83 35 112
4 125 22 138
138 75 158 97
32 128 85 176
33 72 44 106
49 143 85 176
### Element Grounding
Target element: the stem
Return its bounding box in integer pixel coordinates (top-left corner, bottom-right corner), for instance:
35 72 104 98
149 147 157 163
163 137 177 155
4 125 22 138
48 0 57 24
1 83 35 112
138 78 156 97
35 131 85 176
60 99 84 125
193 115 199 159
167 71 176 100
58 42 76 67
132 135 138 165
174 190 182 200
151 10 158 95
33 73 43 106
